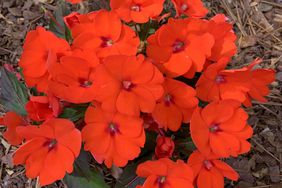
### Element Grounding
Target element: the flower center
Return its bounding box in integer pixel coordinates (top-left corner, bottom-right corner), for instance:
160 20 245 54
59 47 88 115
181 3 188 11
164 94 173 106
203 160 213 170
44 139 57 150
157 176 166 185
108 122 120 136
215 75 226 84
131 4 141 12
101 37 113 47
172 40 185 53
209 124 221 133
79 78 92 88
122 80 134 91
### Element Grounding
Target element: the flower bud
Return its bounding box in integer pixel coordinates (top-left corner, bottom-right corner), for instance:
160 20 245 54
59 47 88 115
155 136 175 159
64 12 81 29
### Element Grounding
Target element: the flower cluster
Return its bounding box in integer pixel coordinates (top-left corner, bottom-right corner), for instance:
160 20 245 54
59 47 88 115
0 0 275 187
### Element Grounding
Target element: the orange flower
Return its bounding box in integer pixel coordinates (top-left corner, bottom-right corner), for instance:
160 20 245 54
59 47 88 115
243 58 276 107
136 158 194 188
72 10 140 58
49 53 99 104
152 78 198 131
64 12 81 29
0 112 26 145
147 18 214 78
188 150 239 188
155 135 175 159
207 14 237 63
172 0 208 18
93 55 164 116
13 118 81 186
110 0 165 23
19 27 70 92
196 60 250 102
66 0 81 4
82 104 145 168
190 100 253 158
25 95 61 122
64 11 98 38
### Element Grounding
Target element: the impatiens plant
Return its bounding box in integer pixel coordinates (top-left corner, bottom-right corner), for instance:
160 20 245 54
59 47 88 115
0 0 276 187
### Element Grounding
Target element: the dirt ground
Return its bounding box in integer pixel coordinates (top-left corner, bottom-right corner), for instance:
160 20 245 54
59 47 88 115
0 0 282 187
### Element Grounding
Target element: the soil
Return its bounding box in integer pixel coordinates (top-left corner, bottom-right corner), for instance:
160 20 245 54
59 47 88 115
0 0 281 187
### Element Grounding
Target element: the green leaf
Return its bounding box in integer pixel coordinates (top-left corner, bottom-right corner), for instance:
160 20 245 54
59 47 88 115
114 132 156 188
114 163 145 188
64 149 109 188
48 1 71 40
64 172 109 188
0 68 28 115
139 131 157 157
59 106 86 122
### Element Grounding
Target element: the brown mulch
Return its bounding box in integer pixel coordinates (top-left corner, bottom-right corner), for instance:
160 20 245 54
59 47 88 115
0 0 282 187
209 1 282 187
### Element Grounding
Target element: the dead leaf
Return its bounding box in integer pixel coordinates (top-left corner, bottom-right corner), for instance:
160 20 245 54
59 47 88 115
111 165 123 180
1 153 14 168
262 155 277 167
6 169 14 175
237 181 253 188
269 166 280 183
8 7 22 17
228 158 255 183
258 3 273 12
1 138 10 151
252 167 268 178
239 36 257 48
276 72 282 82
